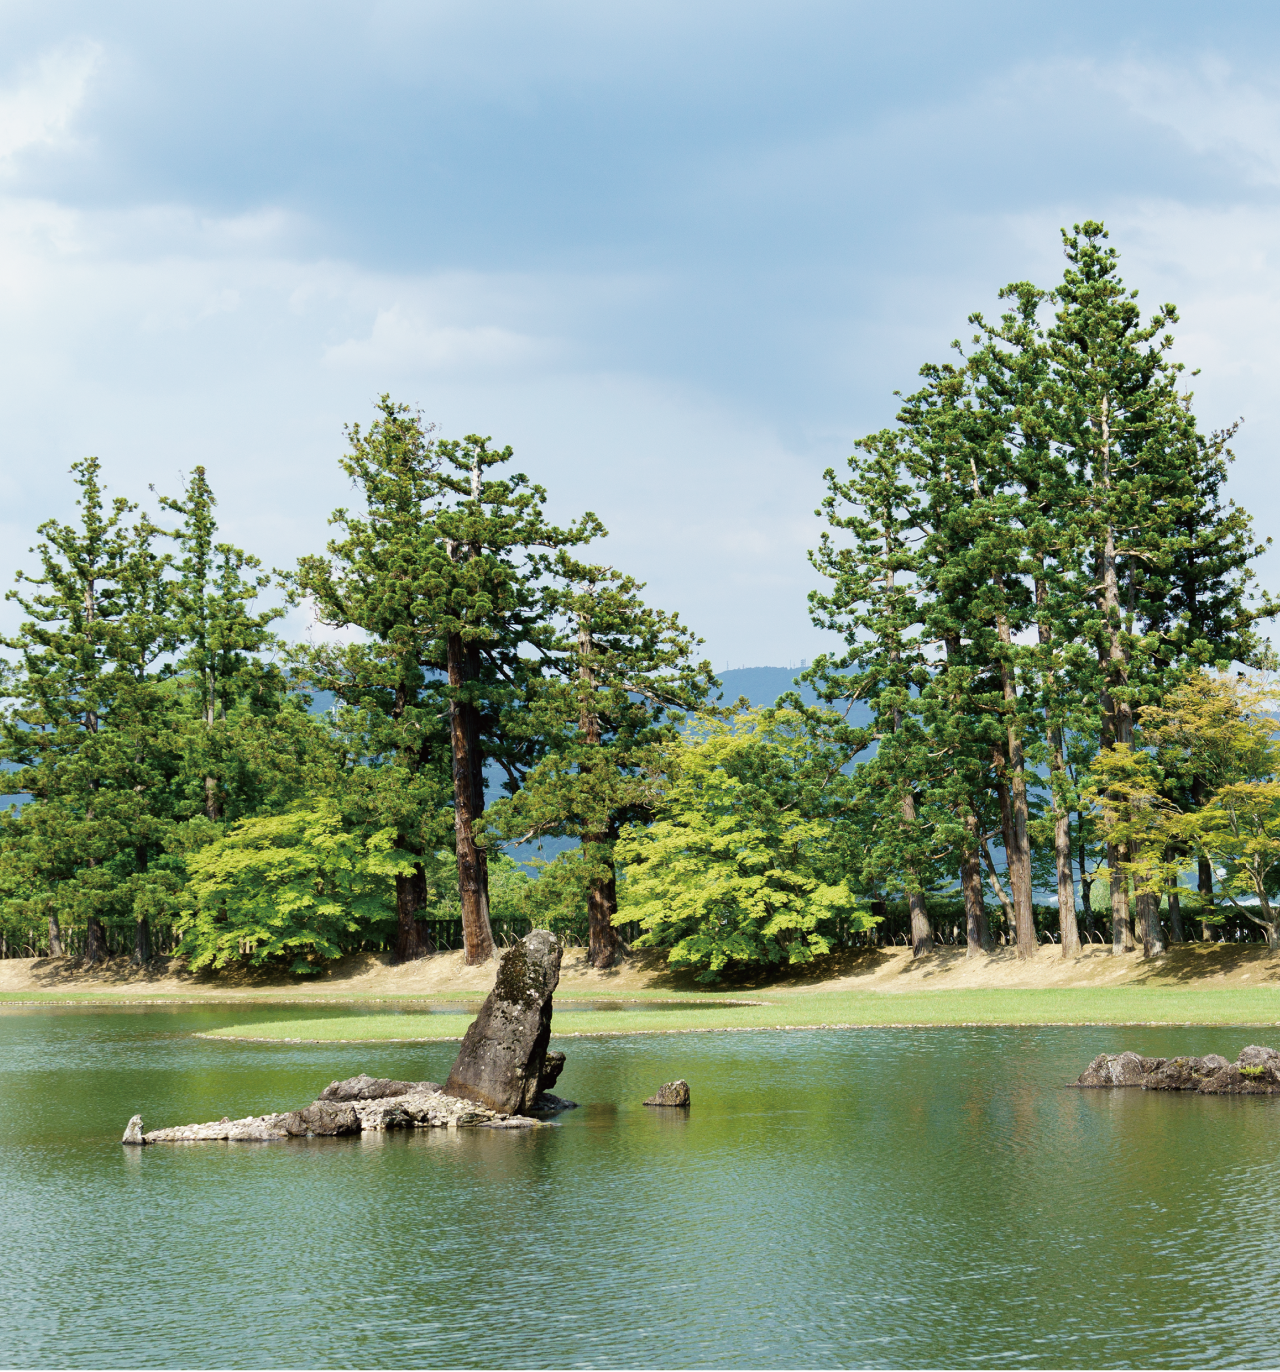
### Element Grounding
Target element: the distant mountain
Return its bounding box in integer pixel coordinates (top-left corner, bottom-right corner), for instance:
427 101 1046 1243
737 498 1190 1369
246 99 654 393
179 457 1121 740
714 666 814 708
714 665 874 730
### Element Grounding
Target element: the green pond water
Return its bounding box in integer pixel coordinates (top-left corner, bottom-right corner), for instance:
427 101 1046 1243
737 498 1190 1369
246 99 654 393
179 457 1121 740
4 1006 1280 1369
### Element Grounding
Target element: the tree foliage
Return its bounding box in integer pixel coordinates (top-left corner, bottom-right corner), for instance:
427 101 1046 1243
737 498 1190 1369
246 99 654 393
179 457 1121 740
617 710 875 980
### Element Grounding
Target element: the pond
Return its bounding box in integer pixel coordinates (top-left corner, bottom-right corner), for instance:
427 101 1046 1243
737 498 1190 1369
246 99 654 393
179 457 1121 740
3 1006 1280 1368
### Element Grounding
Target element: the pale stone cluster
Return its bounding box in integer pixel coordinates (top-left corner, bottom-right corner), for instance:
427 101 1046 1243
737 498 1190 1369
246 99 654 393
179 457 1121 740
121 1078 561 1144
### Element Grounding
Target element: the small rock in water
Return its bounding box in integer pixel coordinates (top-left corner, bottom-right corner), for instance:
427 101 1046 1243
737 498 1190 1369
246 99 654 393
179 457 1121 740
445 929 563 1115
644 1080 690 1107
122 1114 145 1145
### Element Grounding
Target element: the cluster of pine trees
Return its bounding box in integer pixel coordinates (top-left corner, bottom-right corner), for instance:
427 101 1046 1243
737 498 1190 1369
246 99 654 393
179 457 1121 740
0 403 714 972
1 221 1275 979
797 222 1275 961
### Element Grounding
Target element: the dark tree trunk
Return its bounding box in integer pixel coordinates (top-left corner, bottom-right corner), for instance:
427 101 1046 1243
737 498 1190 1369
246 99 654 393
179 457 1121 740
1035 583 1079 956
907 889 931 957
870 896 888 945
981 838 1016 942
961 804 991 956
395 863 429 962
1138 888 1163 958
587 858 619 969
992 605 1035 959
1198 856 1214 939
993 767 1035 953
1109 852 1133 952
1055 807 1080 955
1004 756 1036 958
1168 886 1184 943
899 791 931 957
47 911 63 958
85 917 108 965
1077 814 1095 939
132 845 152 967
1194 773 1214 940
447 632 494 965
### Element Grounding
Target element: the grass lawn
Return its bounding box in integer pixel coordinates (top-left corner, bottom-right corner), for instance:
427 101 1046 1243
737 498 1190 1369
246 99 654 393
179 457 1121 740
200 983 1280 1041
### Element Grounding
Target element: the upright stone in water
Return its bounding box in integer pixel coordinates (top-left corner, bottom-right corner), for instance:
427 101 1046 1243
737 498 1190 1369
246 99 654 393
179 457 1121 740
539 1051 566 1094
444 930 563 1114
644 1080 691 1107
122 1114 145 1145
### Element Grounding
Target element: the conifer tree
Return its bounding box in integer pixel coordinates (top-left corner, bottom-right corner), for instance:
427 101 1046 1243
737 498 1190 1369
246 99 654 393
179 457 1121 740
806 431 938 955
158 467 285 826
0 459 174 962
289 398 600 964
1046 222 1275 955
487 556 716 968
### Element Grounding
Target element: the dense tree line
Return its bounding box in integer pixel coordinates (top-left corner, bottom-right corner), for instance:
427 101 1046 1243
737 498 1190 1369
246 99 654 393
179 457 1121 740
1 222 1276 979
794 221 1275 963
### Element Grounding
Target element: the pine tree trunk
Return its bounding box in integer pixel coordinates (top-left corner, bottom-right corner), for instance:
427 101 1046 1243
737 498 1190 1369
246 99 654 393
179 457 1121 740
131 845 151 966
991 618 1035 958
1167 886 1184 943
1096 399 1137 957
85 917 107 965
1004 731 1036 957
1077 816 1096 939
133 917 152 966
1033 588 1079 955
961 804 991 956
870 896 887 945
394 863 428 962
1109 852 1133 952
993 761 1035 957
1055 800 1080 956
981 839 1016 942
1138 887 1163 957
587 858 619 969
204 678 222 823
907 889 931 956
1198 856 1213 939
447 632 494 965
47 912 63 957
1193 773 1214 940
899 790 932 956
576 614 618 970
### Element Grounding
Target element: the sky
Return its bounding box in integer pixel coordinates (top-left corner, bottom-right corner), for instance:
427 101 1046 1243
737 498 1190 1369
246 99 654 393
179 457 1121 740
1 0 1279 670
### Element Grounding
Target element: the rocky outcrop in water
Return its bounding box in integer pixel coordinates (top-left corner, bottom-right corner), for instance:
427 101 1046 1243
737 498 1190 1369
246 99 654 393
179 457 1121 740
644 1079 690 1107
444 929 563 1114
123 1073 553 1144
122 933 581 1146
1074 1045 1280 1094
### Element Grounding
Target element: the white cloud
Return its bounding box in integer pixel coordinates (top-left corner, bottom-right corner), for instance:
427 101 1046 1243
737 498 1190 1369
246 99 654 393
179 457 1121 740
0 187 837 666
1090 56 1280 188
323 305 551 375
0 40 100 165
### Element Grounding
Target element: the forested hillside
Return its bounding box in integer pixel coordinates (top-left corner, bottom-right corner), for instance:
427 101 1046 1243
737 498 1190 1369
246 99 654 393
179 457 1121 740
2 222 1276 979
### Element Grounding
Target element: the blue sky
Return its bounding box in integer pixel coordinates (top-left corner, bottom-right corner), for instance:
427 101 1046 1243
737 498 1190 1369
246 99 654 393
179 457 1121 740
1 1 1278 668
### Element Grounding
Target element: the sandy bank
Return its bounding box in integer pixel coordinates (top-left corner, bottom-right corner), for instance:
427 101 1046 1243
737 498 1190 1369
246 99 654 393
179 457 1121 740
2 940 1278 1005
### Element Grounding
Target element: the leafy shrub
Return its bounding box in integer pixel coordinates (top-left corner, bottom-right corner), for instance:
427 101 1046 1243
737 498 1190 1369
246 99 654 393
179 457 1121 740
176 801 400 973
616 711 876 979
